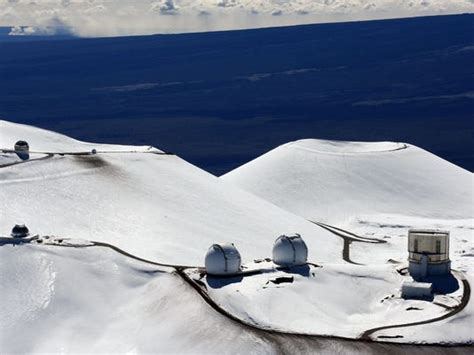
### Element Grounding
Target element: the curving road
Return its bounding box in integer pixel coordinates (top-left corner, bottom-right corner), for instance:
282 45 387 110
1 149 174 156
37 239 201 270
20 236 469 346
313 221 387 243
0 153 53 168
0 149 174 169
0 149 470 346
0 233 469 346
309 220 386 265
360 272 471 341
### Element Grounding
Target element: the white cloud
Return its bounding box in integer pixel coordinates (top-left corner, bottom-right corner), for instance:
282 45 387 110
0 0 472 37
150 0 179 14
8 25 35 35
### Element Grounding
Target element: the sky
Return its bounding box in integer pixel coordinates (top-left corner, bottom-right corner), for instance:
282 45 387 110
1 0 473 37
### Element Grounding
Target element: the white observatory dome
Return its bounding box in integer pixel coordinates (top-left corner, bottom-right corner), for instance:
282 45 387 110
272 234 308 267
14 140 29 161
11 224 30 238
205 243 242 276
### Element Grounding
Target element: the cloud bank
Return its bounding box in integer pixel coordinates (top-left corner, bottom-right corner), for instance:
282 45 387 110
1 0 473 37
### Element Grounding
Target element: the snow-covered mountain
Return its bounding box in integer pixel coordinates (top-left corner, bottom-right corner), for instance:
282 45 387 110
221 137 473 344
1 121 472 351
1 245 271 353
0 121 342 265
222 139 473 223
222 138 473 269
2 0 473 37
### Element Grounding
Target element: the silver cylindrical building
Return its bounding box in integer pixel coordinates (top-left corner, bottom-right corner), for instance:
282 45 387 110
408 229 450 280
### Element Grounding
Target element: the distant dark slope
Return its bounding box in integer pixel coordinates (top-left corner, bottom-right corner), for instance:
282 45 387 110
0 14 473 174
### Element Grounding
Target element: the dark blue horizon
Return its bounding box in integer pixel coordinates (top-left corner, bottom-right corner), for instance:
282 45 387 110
1 14 473 175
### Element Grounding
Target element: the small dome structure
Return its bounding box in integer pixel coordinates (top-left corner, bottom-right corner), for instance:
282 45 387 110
272 234 308 267
11 224 30 238
14 140 29 160
205 243 241 276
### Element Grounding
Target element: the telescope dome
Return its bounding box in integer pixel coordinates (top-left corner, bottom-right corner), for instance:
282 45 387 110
11 224 30 238
205 243 241 276
272 234 308 267
14 140 30 160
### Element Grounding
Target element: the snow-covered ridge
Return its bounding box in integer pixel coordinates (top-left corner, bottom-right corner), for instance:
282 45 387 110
1 245 276 353
1 121 472 349
0 120 342 266
0 120 161 153
222 137 473 343
222 137 473 223
1 0 473 37
284 139 407 155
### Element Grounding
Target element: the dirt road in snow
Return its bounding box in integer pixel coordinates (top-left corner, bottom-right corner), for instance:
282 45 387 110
310 220 386 265
360 272 471 340
0 153 53 168
0 149 174 169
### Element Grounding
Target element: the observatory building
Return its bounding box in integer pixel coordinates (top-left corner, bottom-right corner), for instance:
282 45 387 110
272 234 308 267
14 140 29 160
205 243 242 276
408 229 450 280
11 224 30 238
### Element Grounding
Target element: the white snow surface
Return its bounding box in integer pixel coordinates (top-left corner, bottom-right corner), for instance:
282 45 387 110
1 0 473 37
0 244 274 353
0 120 160 153
0 121 341 266
222 139 473 223
4 244 461 353
222 138 473 344
374 275 474 344
195 262 460 338
1 122 473 350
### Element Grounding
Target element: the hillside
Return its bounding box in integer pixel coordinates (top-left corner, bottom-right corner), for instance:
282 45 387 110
0 121 342 265
0 244 275 353
221 138 473 343
1 122 473 349
222 139 473 223
222 138 473 268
